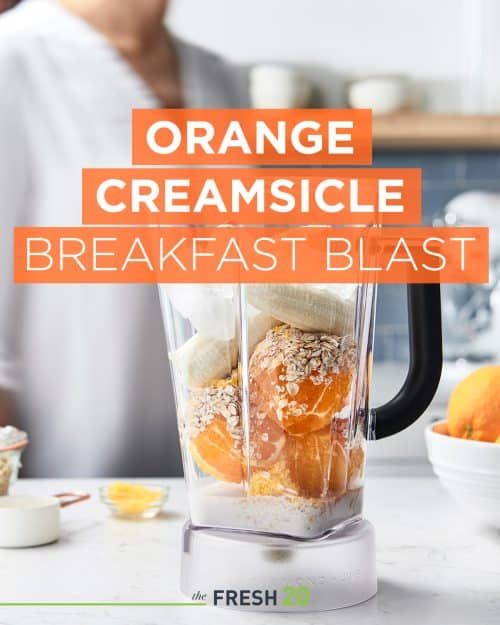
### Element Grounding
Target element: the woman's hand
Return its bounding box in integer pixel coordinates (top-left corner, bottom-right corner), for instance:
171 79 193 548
0 390 14 427
0 1 21 14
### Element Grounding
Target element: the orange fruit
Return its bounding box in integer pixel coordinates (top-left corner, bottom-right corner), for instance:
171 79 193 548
189 413 286 483
249 325 354 435
448 366 500 442
279 371 352 435
190 416 243 483
432 421 449 436
286 427 347 497
248 459 300 497
248 413 286 469
347 443 365 485
188 375 286 483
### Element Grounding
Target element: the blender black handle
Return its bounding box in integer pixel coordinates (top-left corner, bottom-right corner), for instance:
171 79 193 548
374 284 442 439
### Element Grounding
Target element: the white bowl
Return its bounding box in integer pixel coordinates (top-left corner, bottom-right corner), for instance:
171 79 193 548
249 64 312 109
425 420 500 529
348 77 409 115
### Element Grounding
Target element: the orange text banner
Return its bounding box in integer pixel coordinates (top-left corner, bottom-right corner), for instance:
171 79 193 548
14 226 488 284
81 168 421 226
132 109 372 166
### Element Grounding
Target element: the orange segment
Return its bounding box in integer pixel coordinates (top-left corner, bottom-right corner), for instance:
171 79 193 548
250 363 352 435
248 459 299 497
347 443 365 485
189 416 243 483
187 374 286 482
190 411 285 481
286 427 347 497
248 414 286 468
279 369 352 434
249 325 354 435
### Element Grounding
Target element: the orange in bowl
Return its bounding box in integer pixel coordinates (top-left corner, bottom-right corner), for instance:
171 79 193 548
448 365 500 442
432 421 449 436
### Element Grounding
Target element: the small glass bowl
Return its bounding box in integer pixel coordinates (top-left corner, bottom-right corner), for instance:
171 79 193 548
100 484 169 520
0 439 29 489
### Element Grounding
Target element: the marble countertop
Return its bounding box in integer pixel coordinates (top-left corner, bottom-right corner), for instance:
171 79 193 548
0 471 499 625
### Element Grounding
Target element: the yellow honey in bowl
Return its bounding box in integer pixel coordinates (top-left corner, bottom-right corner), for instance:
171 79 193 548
106 482 164 516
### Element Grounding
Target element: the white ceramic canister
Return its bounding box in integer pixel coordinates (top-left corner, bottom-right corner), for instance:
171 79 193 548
0 492 89 548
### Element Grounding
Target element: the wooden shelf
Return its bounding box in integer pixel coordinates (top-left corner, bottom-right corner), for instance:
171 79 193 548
372 113 500 150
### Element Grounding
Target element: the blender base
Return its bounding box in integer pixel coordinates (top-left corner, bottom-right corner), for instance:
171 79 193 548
181 519 377 612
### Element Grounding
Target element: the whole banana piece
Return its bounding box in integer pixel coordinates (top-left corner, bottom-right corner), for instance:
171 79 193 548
171 312 276 389
246 284 354 335
170 334 238 389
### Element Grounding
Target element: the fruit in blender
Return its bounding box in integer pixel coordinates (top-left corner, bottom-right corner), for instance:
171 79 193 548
187 375 286 483
190 416 244 483
249 434 351 499
248 459 299 497
170 311 276 390
249 325 355 435
286 430 347 497
347 442 365 486
247 412 287 469
246 284 355 336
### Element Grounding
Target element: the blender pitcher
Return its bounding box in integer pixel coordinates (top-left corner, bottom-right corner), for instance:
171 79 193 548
160 281 441 611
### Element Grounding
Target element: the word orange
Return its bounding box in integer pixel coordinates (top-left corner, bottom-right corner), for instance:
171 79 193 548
132 109 372 165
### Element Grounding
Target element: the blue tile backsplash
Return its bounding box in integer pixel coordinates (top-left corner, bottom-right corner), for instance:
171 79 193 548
373 150 500 362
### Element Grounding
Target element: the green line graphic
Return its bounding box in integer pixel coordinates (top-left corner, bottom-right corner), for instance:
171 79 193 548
0 602 206 607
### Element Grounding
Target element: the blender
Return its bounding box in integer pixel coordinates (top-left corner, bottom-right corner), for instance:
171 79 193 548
160 280 442 611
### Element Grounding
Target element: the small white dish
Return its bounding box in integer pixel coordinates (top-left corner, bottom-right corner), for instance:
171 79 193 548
348 77 409 115
250 64 312 109
0 492 89 548
426 421 500 529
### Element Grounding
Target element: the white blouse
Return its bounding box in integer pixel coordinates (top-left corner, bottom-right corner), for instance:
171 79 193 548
0 0 248 476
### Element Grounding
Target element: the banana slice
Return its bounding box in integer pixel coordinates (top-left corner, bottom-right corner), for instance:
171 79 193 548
171 312 277 389
246 284 354 335
248 311 279 353
171 334 238 389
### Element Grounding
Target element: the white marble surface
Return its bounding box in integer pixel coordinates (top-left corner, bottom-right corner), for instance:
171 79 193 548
0 471 499 625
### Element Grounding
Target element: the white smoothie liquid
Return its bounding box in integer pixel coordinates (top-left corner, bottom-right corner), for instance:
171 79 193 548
189 479 363 539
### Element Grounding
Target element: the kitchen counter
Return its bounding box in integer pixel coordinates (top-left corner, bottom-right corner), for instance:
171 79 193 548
1 471 499 625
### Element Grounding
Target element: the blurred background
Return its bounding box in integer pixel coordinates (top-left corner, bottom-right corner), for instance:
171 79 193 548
168 0 500 464
3 0 500 474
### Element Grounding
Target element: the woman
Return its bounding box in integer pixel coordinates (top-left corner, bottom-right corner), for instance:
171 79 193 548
0 0 248 476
